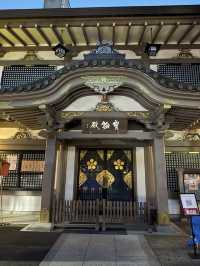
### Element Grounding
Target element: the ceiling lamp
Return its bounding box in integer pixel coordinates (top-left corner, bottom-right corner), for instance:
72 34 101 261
144 27 161 57
144 43 161 57
53 44 70 58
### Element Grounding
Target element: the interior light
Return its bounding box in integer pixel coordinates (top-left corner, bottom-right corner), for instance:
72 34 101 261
53 44 70 58
144 43 161 57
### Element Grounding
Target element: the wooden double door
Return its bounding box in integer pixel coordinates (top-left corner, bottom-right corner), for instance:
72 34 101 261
78 149 133 201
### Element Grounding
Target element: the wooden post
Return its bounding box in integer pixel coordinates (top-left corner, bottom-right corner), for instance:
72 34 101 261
41 134 57 223
55 143 67 200
153 135 170 225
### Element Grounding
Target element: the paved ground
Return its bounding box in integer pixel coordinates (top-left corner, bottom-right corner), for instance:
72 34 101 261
0 231 60 266
40 233 160 266
145 234 200 266
0 223 200 266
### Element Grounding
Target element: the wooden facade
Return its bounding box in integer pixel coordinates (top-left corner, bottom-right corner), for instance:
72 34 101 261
0 4 200 227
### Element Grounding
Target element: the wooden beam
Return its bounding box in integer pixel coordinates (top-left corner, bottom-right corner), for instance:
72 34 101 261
0 43 200 51
4 25 27 46
191 30 200 44
81 23 89 46
112 22 116 46
173 111 200 116
57 130 153 140
0 5 199 20
177 23 196 44
19 25 39 46
152 22 164 43
125 22 132 46
1 55 200 66
138 22 148 45
97 23 102 43
65 24 76 46
0 32 14 46
35 24 51 46
164 22 180 44
50 24 64 44
10 114 43 119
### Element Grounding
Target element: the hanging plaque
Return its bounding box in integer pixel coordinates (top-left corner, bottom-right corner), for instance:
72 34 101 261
82 117 127 134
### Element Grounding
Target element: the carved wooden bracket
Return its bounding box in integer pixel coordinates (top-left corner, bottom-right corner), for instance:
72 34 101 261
146 106 170 135
39 104 64 131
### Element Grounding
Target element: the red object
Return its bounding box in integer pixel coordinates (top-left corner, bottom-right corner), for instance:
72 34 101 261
183 208 199 216
0 161 10 176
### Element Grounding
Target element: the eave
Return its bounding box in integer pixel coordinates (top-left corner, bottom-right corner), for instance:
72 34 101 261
0 5 199 54
0 58 200 131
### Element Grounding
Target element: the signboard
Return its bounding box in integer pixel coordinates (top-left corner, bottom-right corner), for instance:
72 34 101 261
180 193 199 216
183 173 200 200
0 161 10 176
82 117 128 134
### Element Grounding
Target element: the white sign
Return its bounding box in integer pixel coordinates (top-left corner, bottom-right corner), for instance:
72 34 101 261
89 120 120 131
180 193 199 216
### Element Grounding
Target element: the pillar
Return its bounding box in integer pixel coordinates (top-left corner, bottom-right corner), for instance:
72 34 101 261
55 143 67 200
153 135 170 225
41 134 57 222
65 146 76 201
136 147 146 202
144 145 156 207
0 66 4 88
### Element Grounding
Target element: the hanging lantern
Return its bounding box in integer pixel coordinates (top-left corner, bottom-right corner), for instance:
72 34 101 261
0 161 10 176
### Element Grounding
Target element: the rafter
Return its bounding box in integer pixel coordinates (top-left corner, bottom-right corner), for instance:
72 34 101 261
112 22 116 45
152 22 164 43
177 23 196 44
164 22 180 44
0 31 14 46
50 24 64 44
81 23 89 46
138 22 148 45
97 23 102 43
125 22 132 46
65 24 76 46
191 30 200 44
35 24 51 46
4 25 27 46
19 25 39 46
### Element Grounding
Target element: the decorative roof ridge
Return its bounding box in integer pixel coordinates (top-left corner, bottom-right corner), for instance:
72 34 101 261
0 58 199 94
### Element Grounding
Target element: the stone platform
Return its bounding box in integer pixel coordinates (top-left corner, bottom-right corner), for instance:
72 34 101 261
40 233 160 266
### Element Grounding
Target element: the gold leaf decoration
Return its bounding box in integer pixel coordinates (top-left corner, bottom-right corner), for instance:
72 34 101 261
124 150 132 161
79 171 87 186
87 158 97 170
97 150 104 161
80 150 87 161
107 150 114 160
124 171 133 188
114 159 125 170
96 170 115 187
95 102 114 112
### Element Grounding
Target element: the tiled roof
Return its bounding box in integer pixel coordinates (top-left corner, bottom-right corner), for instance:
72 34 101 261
0 58 199 94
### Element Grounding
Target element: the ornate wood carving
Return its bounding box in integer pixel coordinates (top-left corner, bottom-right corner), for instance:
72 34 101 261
12 127 33 139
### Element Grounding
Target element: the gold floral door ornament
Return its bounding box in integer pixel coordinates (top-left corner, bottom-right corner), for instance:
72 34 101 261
78 149 133 200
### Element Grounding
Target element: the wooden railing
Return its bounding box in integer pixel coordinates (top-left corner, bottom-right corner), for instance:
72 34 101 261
52 198 148 229
102 200 147 223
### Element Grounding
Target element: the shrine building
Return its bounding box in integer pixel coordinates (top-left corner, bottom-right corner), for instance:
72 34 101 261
0 0 200 226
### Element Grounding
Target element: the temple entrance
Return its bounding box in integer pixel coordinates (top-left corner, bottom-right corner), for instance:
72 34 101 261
52 147 148 228
78 149 133 201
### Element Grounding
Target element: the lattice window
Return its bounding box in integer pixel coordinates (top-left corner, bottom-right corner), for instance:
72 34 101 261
1 65 56 90
0 150 45 191
158 64 200 86
165 152 200 192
